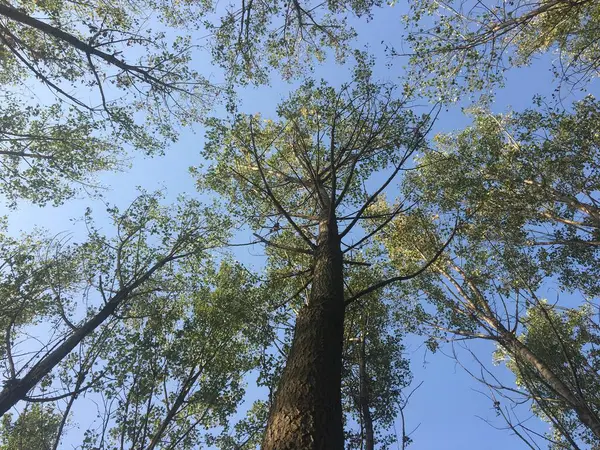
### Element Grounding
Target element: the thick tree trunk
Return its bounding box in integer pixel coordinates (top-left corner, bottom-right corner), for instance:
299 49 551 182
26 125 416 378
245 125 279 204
358 335 374 450
262 222 346 450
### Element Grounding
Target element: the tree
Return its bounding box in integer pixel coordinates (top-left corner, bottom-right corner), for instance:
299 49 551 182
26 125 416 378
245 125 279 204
207 0 385 84
383 209 600 446
343 294 412 450
381 95 600 446
0 193 284 449
406 96 600 296
199 74 449 448
73 259 273 450
0 192 231 416
399 0 600 98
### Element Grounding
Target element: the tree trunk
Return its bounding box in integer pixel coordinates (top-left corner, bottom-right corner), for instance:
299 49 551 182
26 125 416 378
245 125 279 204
0 255 174 416
0 288 131 416
496 323 600 439
457 275 600 440
262 221 346 450
358 334 374 450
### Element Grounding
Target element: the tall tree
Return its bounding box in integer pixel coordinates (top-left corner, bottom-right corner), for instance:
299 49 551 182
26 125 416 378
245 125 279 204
200 74 450 448
381 209 600 446
383 95 600 446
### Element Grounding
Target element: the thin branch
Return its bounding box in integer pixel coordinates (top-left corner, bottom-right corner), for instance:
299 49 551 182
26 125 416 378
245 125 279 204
252 233 313 255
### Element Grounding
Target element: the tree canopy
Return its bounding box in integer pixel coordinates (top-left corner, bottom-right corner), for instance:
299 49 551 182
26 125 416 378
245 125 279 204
1 0 600 449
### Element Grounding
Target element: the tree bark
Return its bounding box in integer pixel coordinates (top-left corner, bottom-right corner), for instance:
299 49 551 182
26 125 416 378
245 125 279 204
262 220 346 450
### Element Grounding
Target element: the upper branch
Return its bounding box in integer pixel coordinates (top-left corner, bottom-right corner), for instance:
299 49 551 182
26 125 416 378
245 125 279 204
339 105 440 239
0 3 184 93
344 219 459 306
249 119 316 250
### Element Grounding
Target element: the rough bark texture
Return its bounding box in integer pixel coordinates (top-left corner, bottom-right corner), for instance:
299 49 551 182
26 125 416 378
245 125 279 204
262 221 346 450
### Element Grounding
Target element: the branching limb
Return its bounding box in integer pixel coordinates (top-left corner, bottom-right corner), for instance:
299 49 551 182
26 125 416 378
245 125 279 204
249 119 316 249
344 220 458 306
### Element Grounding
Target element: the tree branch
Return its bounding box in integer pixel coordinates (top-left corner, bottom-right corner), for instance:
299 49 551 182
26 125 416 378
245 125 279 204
253 233 313 255
344 221 458 306
0 3 183 93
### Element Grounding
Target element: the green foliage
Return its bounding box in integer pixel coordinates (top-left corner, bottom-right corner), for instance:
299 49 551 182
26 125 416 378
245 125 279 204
0 404 61 450
78 259 273 450
0 224 89 365
401 0 600 99
207 1 384 84
496 303 600 447
0 0 379 206
343 296 412 449
0 100 125 207
0 0 216 205
198 76 417 234
207 400 270 449
0 191 288 449
406 96 600 296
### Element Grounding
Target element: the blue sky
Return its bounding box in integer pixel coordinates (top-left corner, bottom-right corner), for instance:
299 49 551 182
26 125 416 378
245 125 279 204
2 2 597 449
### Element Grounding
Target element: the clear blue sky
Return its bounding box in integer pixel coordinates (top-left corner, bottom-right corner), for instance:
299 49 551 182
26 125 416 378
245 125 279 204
2 2 596 449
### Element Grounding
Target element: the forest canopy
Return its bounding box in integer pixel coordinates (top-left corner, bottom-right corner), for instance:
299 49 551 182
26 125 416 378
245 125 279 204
0 0 598 449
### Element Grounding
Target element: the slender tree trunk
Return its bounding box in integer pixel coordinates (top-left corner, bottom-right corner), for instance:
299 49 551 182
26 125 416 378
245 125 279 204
495 321 600 439
0 289 130 416
262 221 346 450
456 275 600 440
358 334 374 450
52 371 85 450
146 369 200 450
0 255 174 416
